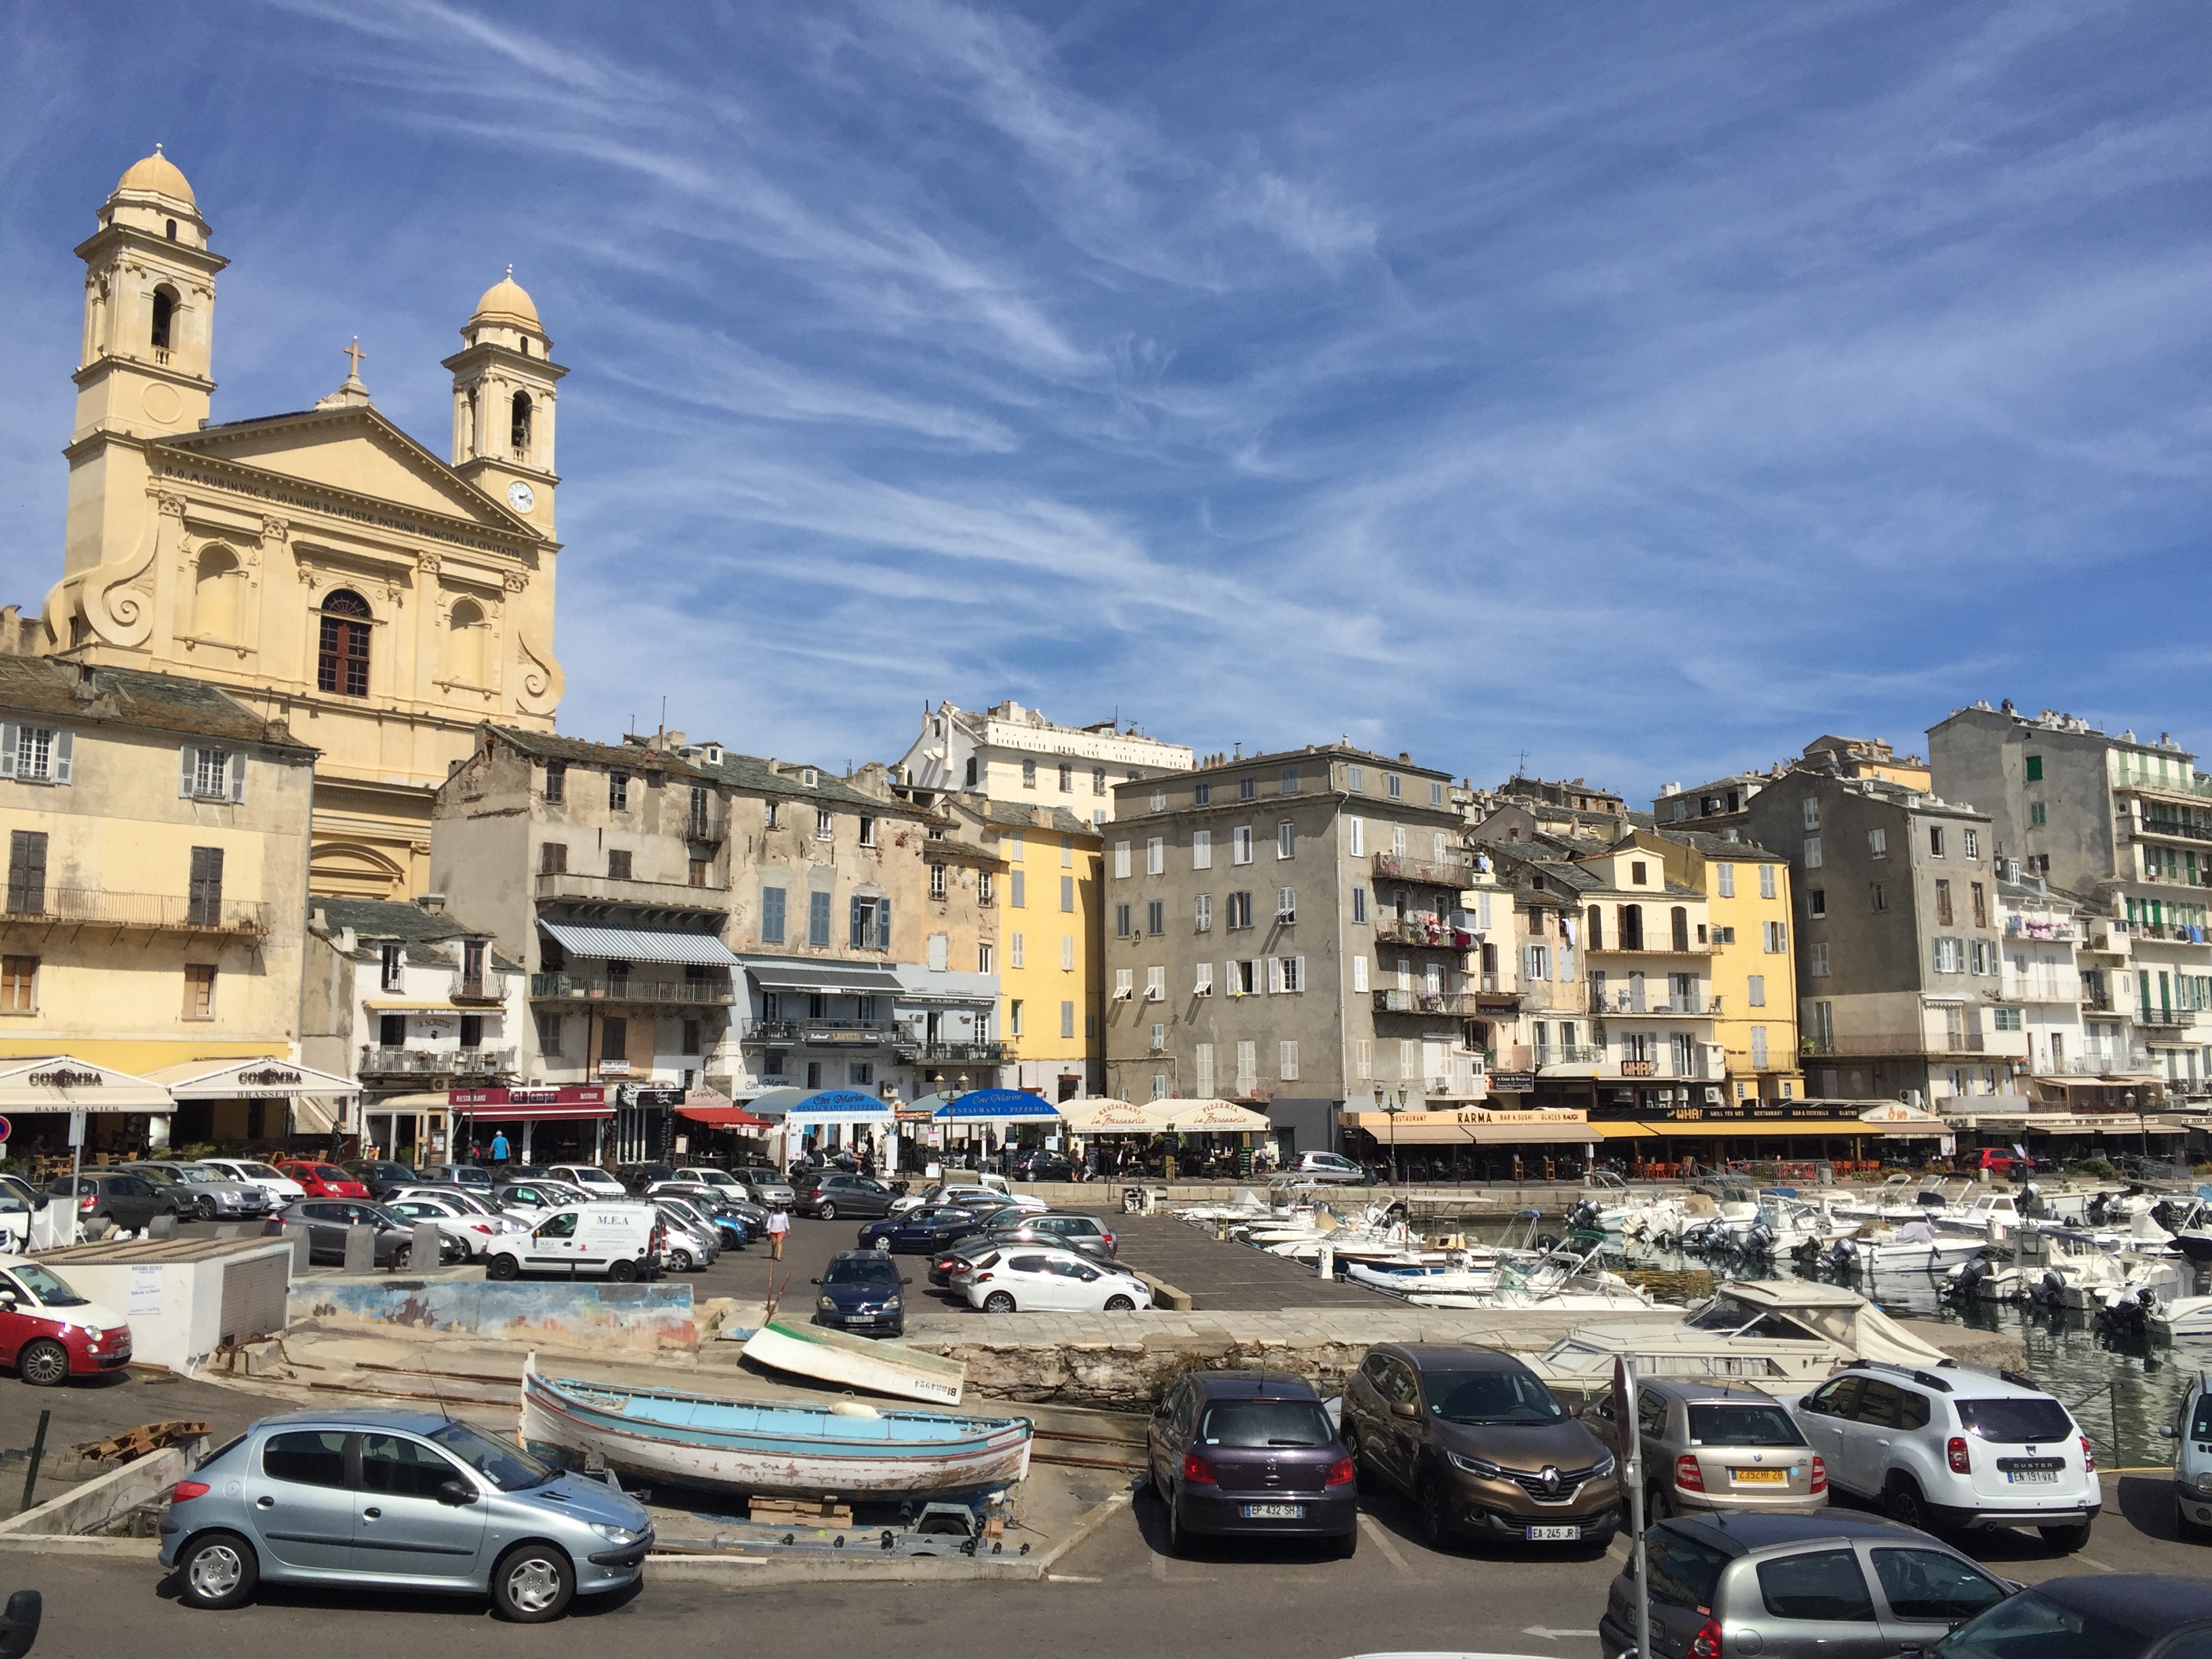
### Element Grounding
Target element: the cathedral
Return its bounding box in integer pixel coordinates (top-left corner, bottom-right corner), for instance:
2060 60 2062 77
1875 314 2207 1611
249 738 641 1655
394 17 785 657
20 148 569 899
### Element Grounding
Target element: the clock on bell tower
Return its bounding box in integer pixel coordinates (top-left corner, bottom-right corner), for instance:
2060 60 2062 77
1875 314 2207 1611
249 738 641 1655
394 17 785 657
443 268 566 531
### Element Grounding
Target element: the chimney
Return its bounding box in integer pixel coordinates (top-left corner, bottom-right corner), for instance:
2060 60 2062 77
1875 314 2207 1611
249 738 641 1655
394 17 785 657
415 893 447 914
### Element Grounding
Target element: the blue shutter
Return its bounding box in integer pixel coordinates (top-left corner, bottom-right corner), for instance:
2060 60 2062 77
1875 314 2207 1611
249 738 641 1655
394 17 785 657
850 896 865 949
876 899 892 950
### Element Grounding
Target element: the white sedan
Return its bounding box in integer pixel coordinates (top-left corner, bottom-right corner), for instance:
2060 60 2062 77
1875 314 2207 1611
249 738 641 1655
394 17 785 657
385 1192 526 1257
890 1183 1048 1216
964 1245 1152 1313
197 1158 306 1202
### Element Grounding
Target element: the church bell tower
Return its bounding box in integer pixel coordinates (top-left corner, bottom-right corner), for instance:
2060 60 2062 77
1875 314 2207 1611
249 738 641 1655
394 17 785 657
443 270 566 533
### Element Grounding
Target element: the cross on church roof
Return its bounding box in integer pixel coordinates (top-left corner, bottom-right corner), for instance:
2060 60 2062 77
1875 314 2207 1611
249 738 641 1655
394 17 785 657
342 336 365 378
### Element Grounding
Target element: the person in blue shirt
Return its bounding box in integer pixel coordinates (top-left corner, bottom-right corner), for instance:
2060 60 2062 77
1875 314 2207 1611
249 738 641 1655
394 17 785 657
490 1130 510 1168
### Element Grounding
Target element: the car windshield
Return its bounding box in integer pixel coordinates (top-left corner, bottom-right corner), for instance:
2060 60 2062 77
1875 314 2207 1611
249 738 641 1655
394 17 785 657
1423 1370 1564 1425
825 1256 901 1286
1646 1526 1732 1610
169 1167 220 1185
443 1192 496 1216
1935 1589 2149 1659
1955 1397 2074 1443
9 1264 88 1307
237 1163 285 1180
1198 1400 1334 1448
1688 1404 1806 1448
428 1420 555 1492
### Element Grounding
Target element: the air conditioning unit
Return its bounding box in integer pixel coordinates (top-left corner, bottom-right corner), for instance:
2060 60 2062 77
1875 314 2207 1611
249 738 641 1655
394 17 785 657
1702 1086 1722 1105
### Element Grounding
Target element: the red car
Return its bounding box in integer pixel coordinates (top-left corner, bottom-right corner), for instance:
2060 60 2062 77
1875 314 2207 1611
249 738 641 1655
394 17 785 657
0 1262 130 1385
275 1162 371 1200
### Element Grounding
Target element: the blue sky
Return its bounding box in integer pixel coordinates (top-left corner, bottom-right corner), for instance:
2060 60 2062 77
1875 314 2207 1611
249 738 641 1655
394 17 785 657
3 2 2208 800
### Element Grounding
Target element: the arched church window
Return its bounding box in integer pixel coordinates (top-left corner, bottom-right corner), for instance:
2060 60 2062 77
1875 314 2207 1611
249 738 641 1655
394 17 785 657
165 218 178 242
445 598 487 687
510 392 532 461
518 337 530 357
150 287 177 351
192 546 241 642
318 590 372 698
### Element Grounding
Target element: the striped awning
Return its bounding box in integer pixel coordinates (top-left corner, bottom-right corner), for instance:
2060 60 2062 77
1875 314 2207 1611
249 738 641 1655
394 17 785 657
539 921 742 966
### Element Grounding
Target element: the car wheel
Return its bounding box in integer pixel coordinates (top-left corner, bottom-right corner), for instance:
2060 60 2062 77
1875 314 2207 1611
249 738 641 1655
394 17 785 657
609 1258 638 1284
487 1252 520 1281
1104 1294 1136 1311
1885 1475 1936 1535
1416 1470 1453 1549
817 1202 836 1221
668 1247 693 1273
1165 1493 1191 1558
177 1530 259 1610
17 1339 68 1388
490 1541 575 1623
1333 1524 1359 1559
2179 1498 2208 1542
2039 1520 2092 1553
983 1291 1016 1313
1343 1425 1379 1494
1647 1481 1675 1521
196 1197 218 1222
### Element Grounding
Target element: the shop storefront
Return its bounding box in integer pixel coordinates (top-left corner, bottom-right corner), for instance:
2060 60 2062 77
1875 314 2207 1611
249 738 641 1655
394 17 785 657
148 1058 361 1157
1586 1096 1956 1172
672 1094 770 1164
449 1085 611 1164
758 1088 896 1170
928 1087 1062 1168
1344 1106 1596 1181
361 1091 452 1164
0 1055 176 1174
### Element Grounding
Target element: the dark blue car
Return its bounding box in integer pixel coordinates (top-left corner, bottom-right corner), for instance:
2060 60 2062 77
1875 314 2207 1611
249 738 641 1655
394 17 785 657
856 1205 984 1255
812 1251 909 1337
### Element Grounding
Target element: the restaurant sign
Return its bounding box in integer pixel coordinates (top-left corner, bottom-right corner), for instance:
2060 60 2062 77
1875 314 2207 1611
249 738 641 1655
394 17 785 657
1487 1071 1536 1093
1350 1107 1586 1128
449 1086 607 1107
26 1067 101 1091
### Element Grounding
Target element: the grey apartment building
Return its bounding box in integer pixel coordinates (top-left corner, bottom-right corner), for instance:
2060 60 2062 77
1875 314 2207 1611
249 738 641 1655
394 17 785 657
1744 769 2022 1108
1103 745 1481 1154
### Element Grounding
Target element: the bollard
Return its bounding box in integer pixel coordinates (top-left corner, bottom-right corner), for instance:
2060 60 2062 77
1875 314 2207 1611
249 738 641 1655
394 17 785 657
283 1222 313 1276
18 1410 48 1515
344 1223 377 1275
148 1212 178 1241
410 1221 443 1275
1317 1243 1334 1281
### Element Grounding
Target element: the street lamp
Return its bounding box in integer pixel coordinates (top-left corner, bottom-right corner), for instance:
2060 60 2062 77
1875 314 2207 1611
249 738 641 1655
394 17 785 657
1375 1084 1408 1186
2127 1090 2145 1162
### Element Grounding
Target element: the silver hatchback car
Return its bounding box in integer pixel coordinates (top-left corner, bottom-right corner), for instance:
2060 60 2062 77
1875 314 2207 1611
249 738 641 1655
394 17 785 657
159 1408 651 1622
1589 1379 1827 1519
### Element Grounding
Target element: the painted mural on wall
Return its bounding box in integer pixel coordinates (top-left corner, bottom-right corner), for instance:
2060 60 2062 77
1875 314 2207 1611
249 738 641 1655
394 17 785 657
295 1279 697 1351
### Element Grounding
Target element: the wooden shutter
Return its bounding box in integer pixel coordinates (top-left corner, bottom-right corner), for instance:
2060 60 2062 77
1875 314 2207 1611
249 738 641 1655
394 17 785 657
179 744 197 796
877 900 892 949
1266 957 1284 994
1294 954 1307 991
51 731 72 785
227 750 246 802
850 897 865 949
0 724 15 779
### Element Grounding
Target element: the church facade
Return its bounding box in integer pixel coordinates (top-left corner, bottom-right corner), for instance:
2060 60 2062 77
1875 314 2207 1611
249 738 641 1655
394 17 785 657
22 148 569 899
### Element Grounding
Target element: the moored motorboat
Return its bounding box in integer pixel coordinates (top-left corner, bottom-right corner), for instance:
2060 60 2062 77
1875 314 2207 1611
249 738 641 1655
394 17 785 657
520 1357 1031 1496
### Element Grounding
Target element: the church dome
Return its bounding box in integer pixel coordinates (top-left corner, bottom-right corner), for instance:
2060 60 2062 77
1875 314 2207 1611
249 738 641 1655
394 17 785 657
470 268 541 331
115 146 194 205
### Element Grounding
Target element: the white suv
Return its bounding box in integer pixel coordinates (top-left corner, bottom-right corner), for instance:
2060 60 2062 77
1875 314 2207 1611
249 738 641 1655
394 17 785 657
1292 1151 1368 1184
1790 1359 2098 1551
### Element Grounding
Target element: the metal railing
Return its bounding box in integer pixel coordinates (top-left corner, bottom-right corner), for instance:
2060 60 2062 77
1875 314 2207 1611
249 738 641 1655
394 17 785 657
2137 1006 2200 1029
533 872 730 911
359 1046 516 1077
1372 989 1487 1017
528 973 736 1004
1803 1033 1989 1056
1 886 270 937
2134 817 2212 844
1593 989 1721 1016
743 1018 899 1046
1532 1045 1603 1066
1372 852 1473 888
1373 918 1470 947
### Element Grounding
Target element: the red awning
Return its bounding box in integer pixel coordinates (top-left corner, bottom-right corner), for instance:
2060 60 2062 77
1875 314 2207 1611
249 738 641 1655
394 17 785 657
449 1086 611 1122
678 1104 770 1130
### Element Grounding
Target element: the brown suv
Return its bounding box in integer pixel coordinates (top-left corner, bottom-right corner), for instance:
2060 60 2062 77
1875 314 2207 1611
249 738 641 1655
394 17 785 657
1341 1343 1620 1549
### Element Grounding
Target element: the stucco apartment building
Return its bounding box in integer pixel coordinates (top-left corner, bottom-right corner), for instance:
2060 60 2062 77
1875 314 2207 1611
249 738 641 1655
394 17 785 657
1101 744 1480 1155
1744 767 2022 1107
894 700 1191 823
1930 703 2212 1095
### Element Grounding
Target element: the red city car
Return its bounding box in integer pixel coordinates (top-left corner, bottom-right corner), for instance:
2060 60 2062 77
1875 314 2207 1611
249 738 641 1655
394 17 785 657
0 1262 131 1385
275 1162 371 1200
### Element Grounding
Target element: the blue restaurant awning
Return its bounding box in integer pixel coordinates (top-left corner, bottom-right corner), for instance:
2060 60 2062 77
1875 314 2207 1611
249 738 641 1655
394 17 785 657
779 1088 894 1124
933 1088 1063 1124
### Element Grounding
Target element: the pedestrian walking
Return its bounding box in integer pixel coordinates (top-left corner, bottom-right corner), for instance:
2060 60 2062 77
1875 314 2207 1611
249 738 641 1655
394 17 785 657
766 1202 790 1263
490 1130 510 1170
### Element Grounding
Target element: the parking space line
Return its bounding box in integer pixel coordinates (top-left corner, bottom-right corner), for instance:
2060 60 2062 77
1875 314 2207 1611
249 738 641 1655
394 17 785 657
2071 1555 2115 1574
1150 1548 1170 1580
1359 1513 1415 1576
1046 1574 1103 1583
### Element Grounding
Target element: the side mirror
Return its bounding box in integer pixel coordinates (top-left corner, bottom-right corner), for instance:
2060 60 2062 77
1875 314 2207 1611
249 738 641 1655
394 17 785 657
0 1588 42 1659
1391 1401 1420 1421
902 1277 914 1286
2160 1425 2179 1439
436 1478 478 1507
809 1277 821 1286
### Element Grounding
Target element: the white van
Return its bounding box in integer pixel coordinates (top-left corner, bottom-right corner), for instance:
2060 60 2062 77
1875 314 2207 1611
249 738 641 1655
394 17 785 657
483 1203 662 1282
544 1164 627 1198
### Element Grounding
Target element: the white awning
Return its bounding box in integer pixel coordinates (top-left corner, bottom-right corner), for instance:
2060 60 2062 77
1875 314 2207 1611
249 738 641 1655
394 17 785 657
541 921 743 967
0 1056 173 1113
145 1058 361 1099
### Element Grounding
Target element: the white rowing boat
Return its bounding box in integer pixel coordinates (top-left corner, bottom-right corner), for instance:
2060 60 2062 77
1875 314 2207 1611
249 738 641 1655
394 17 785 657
741 1318 967 1406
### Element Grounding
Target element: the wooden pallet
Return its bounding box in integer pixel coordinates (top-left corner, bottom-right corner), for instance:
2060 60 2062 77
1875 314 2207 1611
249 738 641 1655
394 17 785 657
71 1420 210 1462
746 1496 855 1528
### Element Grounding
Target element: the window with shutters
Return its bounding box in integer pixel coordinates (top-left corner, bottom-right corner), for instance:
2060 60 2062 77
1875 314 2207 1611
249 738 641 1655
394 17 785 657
1386 773 1402 799
1022 759 1037 788
1393 824 1407 855
1715 863 1736 899
1235 1040 1258 1092
1194 961 1214 996
1870 882 1887 911
1763 921 1786 954
1113 840 1131 880
1971 882 1987 928
2029 801 2046 827
1114 902 1132 939
378 943 405 992
1867 827 1887 858
1523 943 1551 980
1802 797 1820 830
976 870 994 905
1231 826 1253 865
1058 763 1073 794
1803 836 1822 869
1750 1025 1769 1069
1352 885 1368 924
929 863 947 900
1227 890 1253 930
760 886 787 944
1 724 70 786
1113 968 1133 1000
851 895 891 949
1149 1071 1168 1101
316 590 372 696
1193 1042 1214 1094
1808 888 1826 917
1353 955 1368 993
927 933 949 971
1759 863 1777 900
1934 879 1953 926
1671 907 1690 951
1227 960 1258 998
5 832 47 916
1147 899 1165 935
1279 955 1305 992
1933 937 1965 974
183 745 239 800
1236 776 1256 802
1279 1040 1300 1080
542 761 565 802
1145 966 1165 1001
1193 782 1212 806
1008 870 1024 907
183 963 218 1019
1009 933 1025 968
1191 829 1212 870
983 943 998 979
1348 817 1364 857
1061 1000 1076 1038
0 956 36 1015
1054 875 1071 912
1146 837 1164 876
187 846 224 927
1276 821 1294 859
808 890 833 947
1195 894 1212 932
1061 935 1075 970
1353 1038 1372 1080
1929 825 1945 858
1149 789 1166 813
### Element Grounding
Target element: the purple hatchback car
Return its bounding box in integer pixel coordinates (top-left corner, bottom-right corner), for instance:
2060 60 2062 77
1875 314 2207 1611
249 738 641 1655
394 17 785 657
1146 1372 1358 1557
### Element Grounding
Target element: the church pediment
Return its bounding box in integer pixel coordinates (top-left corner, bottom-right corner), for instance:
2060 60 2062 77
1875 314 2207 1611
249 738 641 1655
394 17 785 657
159 407 538 544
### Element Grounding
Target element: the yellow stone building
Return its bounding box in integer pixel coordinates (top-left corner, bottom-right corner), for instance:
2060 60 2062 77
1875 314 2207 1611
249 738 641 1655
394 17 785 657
973 802 1102 1101
1641 827 1805 1101
20 149 567 900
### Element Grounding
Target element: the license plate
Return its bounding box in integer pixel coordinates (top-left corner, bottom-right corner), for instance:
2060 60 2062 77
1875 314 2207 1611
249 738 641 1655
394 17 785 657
1241 1503 1303 1519
1525 1524 1580 1541
2006 1469 2059 1484
1731 1469 1787 1485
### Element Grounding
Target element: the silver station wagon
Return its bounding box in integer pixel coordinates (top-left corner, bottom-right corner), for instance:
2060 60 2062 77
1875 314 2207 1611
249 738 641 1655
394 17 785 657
160 1408 651 1622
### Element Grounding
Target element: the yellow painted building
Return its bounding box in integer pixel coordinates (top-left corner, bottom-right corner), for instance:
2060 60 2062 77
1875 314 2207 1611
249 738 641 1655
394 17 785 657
1643 827 1805 1101
16 150 567 901
964 800 1103 1101
0 655 319 1154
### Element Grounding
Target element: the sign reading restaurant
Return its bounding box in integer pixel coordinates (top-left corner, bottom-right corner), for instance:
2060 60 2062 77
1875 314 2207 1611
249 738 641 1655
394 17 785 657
1350 1107 1588 1128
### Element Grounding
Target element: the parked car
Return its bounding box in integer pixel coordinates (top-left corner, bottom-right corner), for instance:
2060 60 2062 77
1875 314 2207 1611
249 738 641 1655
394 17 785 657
964 1246 1151 1313
1147 1372 1357 1557
160 1407 652 1620
50 1172 180 1234
489 1181 585 1214
1290 1151 1368 1185
274 1200 464 1269
2159 1366 2212 1538
1340 1343 1620 1549
812 1250 910 1338
1933 1572 2212 1658
133 1162 272 1222
669 1166 748 1202
649 1202 718 1272
483 1204 663 1282
274 1162 372 1201
1599 1511 2013 1659
197 1160 306 1203
386 1195 518 1258
858 1205 985 1254
542 1164 626 1198
1588 1379 1826 1518
646 1186 756 1248
1790 1359 2097 1550
888 1174 1019 1215
796 1172 899 1221
0 1261 130 1385
982 1212 1118 1258
1006 1150 1073 1183
615 1165 678 1195
421 1163 495 1191
340 1160 423 1200
730 1166 795 1208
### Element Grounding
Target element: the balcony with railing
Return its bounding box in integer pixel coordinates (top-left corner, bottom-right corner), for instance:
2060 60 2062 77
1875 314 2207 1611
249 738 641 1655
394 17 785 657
2137 1006 2201 1031
2133 815 2212 844
918 1040 1006 1064
359 1045 517 1078
1803 1031 1993 1057
2004 916 2079 943
1372 851 1475 888
741 1017 899 1047
533 871 729 913
1372 989 1486 1017
529 973 737 1005
1533 1044 1604 1067
1372 917 1473 948
1 886 270 937
1593 988 1721 1017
